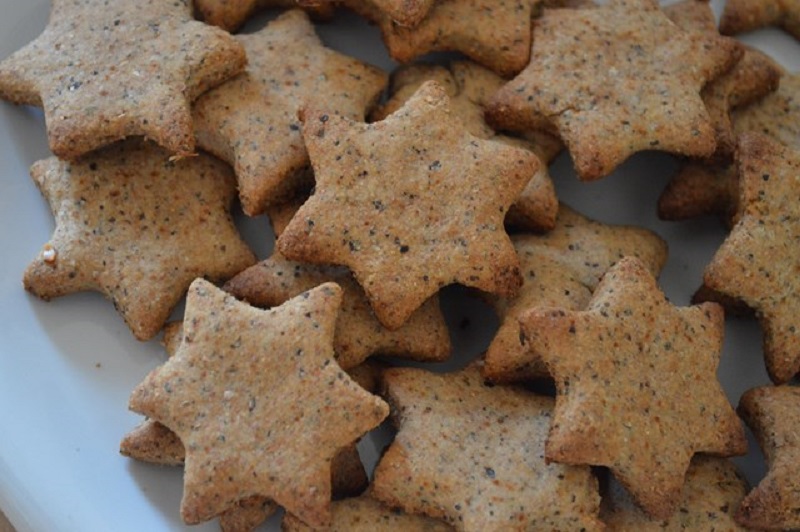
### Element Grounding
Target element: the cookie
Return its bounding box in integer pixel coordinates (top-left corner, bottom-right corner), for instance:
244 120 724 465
736 385 800 530
371 364 603 530
374 61 561 232
192 10 387 215
128 281 389 527
601 456 750 531
720 0 800 40
483 205 667 383
278 81 536 330
223 252 451 370
23 140 256 341
0 0 245 160
487 0 741 180
704 133 800 383
194 0 334 32
519 257 747 519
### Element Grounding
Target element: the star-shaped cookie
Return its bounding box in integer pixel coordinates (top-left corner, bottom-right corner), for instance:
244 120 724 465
736 385 800 529
487 0 741 180
483 205 667 384
223 252 451 369
373 61 562 232
192 10 387 215
277 81 536 330
23 140 256 340
371 365 603 530
0 0 246 160
195 0 333 31
704 133 800 383
519 257 747 518
721 0 800 40
128 280 389 527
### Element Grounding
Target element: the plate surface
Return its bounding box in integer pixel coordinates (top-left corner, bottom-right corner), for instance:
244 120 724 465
0 1 799 531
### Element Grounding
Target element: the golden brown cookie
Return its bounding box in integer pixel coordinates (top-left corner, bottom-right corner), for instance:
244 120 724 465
128 281 389 527
372 364 603 531
720 0 800 40
487 0 741 180
192 10 387 215
374 61 561 232
23 140 256 341
483 205 667 383
601 456 750 531
519 257 747 519
736 385 800 530
278 81 536 330
223 252 451 370
194 0 333 31
0 0 245 160
704 133 800 383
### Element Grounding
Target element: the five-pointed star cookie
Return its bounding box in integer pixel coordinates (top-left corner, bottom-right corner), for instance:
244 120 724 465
483 205 667 384
129 280 389 527
277 81 536 330
371 364 603 531
192 10 387 215
721 0 800 40
704 134 800 383
0 0 245 160
223 252 451 369
195 0 333 31
373 60 562 232
602 456 751 530
519 257 747 519
23 140 256 341
736 385 800 529
487 0 741 180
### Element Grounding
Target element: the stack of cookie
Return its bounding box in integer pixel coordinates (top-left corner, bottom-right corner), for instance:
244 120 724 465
2 0 800 530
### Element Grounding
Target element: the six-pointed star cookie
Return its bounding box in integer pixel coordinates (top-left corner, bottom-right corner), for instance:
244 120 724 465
736 385 800 530
129 280 389 527
192 10 387 215
0 0 245 160
721 0 800 40
371 364 604 531
23 140 256 340
704 134 800 383
487 0 740 180
373 60 562 232
519 257 747 519
483 205 667 384
223 252 451 369
277 81 536 330
195 0 333 31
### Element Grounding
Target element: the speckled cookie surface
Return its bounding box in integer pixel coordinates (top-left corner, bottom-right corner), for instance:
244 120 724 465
736 385 800 530
128 281 389 527
487 0 740 180
282 494 453 531
519 257 747 519
483 205 667 384
192 10 387 215
704 134 800 384
277 81 535 330
22 140 256 341
601 456 750 531
374 61 561 232
0 0 245 160
194 0 333 31
720 0 800 40
223 252 451 369
371 364 603 531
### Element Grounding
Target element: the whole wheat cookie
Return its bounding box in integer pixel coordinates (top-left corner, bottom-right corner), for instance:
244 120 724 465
192 10 387 215
0 0 246 160
519 257 747 519
601 456 751 530
720 0 800 40
371 364 603 531
277 81 536 330
486 0 741 180
373 61 561 232
704 133 800 383
483 205 667 384
23 140 256 341
736 385 800 530
128 281 389 527
194 0 333 32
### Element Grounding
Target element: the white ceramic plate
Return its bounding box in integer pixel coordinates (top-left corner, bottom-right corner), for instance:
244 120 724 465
1 1 799 530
